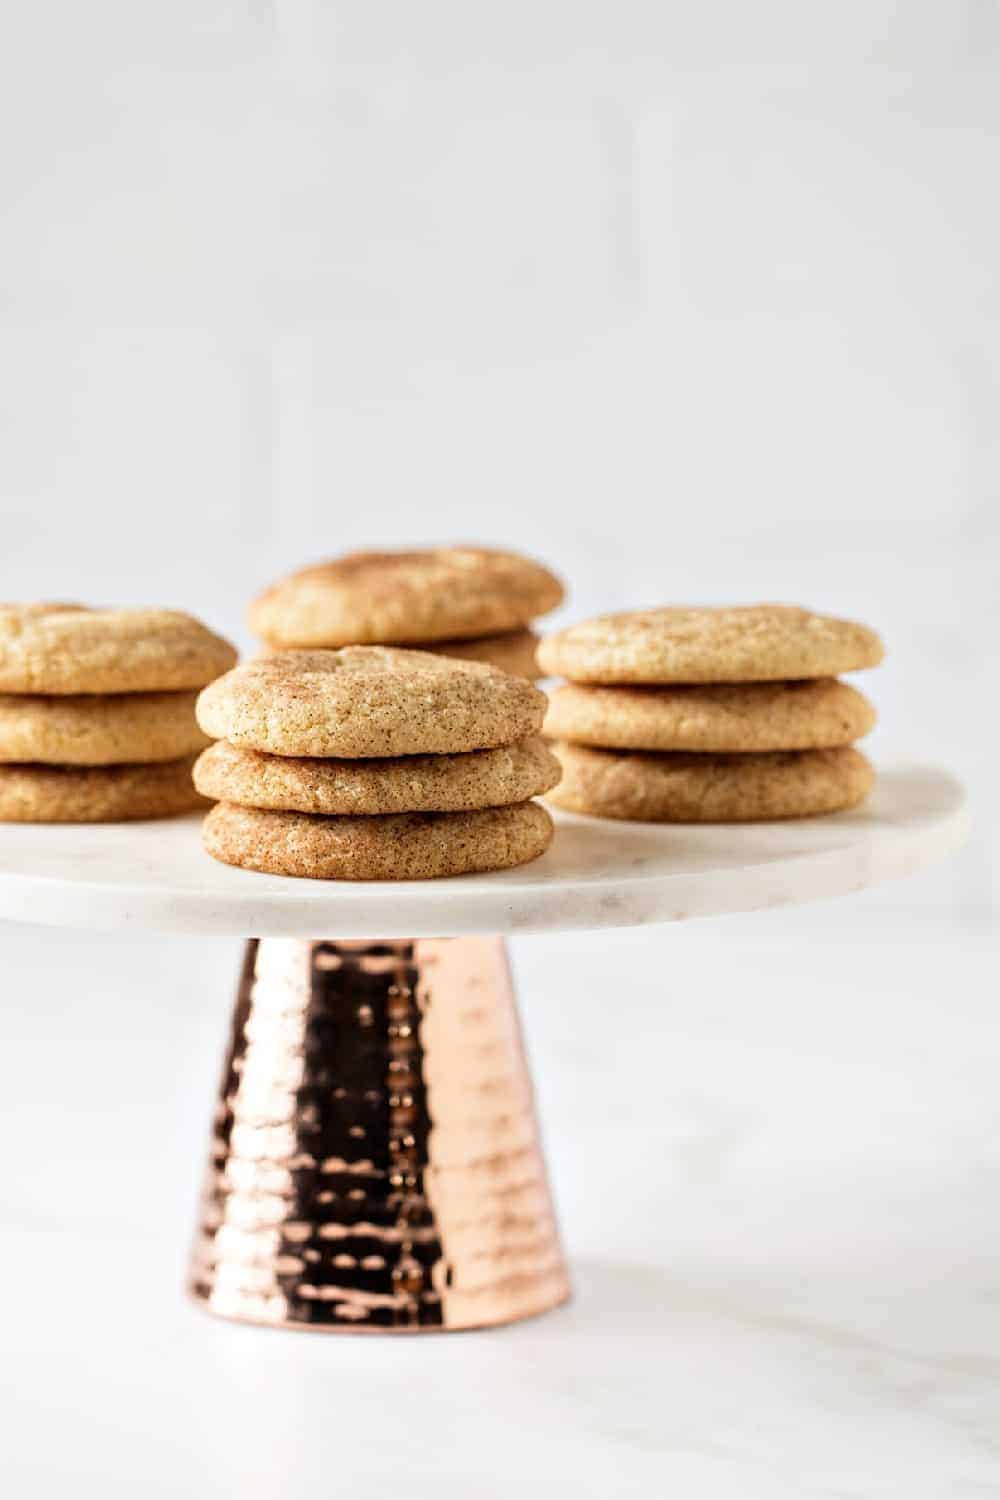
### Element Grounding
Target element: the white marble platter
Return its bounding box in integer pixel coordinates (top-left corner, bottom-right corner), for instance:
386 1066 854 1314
0 762 966 938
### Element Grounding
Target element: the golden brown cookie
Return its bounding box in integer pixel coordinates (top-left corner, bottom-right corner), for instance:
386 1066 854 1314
202 799 554 880
416 629 541 680
0 606 237 694
543 679 875 752
197 648 547 758
249 548 564 648
0 690 210 765
194 735 561 815
537 605 884 684
547 743 874 822
0 756 205 823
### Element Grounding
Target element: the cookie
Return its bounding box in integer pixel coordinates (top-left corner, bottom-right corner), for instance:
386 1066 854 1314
197 648 547 758
249 548 564 648
547 743 874 822
418 629 541 680
0 755 205 823
194 735 561 815
202 799 554 880
543 678 875 752
0 605 237 694
0 690 210 765
537 605 884 684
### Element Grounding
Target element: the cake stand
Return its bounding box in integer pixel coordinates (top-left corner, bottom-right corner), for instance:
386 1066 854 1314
0 763 967 1334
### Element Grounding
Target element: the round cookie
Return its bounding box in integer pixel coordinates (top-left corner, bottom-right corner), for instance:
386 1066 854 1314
249 548 564 648
194 735 561 815
0 690 210 765
544 679 875 753
202 800 554 880
0 756 205 823
197 648 547 759
547 743 874 822
0 606 237 694
417 629 541 680
537 605 884 684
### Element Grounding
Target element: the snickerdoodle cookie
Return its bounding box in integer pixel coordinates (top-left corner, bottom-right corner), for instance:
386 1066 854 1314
249 548 564 648
544 678 875 753
194 735 560 815
197 648 546 759
202 799 554 880
547 743 874 822
537 605 883 685
0 606 237 694
0 756 205 823
0 690 209 765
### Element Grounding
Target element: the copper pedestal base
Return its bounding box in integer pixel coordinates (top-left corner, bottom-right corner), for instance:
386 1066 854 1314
189 937 570 1332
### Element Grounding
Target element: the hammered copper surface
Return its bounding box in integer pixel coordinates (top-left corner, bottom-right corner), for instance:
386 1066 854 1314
189 936 570 1331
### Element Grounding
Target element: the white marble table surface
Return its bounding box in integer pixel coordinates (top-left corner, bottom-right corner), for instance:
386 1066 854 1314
1 896 998 1497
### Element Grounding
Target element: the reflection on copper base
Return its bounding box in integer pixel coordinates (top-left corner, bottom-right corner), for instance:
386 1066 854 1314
189 937 570 1332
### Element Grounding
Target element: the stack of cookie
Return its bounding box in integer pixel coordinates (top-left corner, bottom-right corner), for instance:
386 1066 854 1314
0 605 237 822
194 647 560 880
247 547 565 680
539 605 883 822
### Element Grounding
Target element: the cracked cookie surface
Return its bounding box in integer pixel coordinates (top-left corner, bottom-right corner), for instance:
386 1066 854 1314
197 647 547 758
538 605 883 684
0 606 237 694
251 548 564 648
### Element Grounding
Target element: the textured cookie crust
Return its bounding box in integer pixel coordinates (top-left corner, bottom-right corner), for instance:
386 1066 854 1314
194 735 561 815
0 690 209 765
538 605 884 684
249 548 564 648
547 743 875 822
202 799 554 880
0 606 237 694
197 648 547 758
415 629 541 680
0 756 205 823
544 679 876 752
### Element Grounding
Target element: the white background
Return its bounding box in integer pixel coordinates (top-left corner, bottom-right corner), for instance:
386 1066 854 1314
0 4 997 1495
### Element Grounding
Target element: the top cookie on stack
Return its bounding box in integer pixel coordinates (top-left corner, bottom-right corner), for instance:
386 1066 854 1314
539 605 883 823
248 547 565 679
194 647 559 880
0 605 237 822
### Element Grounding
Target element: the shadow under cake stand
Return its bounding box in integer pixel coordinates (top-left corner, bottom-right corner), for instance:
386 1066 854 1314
0 763 967 1334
